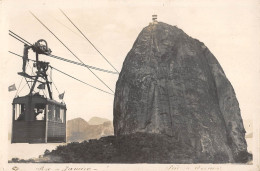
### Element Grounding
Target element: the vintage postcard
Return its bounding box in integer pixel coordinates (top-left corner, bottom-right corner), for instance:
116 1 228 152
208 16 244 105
0 0 260 170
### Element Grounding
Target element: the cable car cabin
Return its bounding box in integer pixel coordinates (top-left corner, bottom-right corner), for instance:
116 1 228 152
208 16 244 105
11 94 66 143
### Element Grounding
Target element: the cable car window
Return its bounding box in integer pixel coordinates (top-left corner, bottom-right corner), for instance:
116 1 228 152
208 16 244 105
34 103 45 120
47 104 55 121
60 108 65 123
14 104 26 121
55 106 61 122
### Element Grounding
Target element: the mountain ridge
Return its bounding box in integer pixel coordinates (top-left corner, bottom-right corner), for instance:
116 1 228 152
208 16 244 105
67 117 114 142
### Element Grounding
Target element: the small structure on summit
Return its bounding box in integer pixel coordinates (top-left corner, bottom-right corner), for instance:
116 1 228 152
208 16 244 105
151 14 158 25
152 14 157 21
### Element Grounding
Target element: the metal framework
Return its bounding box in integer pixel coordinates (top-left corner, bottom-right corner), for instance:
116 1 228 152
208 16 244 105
12 39 67 143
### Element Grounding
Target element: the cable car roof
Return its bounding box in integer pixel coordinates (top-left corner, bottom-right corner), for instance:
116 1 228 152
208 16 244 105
13 94 66 108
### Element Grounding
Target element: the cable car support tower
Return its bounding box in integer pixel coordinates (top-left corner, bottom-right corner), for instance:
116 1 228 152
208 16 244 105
18 39 53 99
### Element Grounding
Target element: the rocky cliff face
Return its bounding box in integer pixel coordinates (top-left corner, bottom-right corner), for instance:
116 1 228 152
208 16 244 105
113 22 248 162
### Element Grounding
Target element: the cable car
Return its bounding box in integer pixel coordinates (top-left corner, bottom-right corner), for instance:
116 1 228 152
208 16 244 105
11 39 67 143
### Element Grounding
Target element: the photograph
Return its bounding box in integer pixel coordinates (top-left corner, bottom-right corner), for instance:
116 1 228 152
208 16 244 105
0 0 259 170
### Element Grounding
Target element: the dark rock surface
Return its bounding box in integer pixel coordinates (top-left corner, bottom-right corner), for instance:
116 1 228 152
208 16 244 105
113 22 248 162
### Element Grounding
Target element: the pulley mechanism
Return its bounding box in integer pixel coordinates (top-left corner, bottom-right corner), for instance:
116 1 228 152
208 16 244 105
18 39 53 99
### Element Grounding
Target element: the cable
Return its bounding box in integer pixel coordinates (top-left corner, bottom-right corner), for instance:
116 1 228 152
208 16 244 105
50 67 53 92
9 33 30 46
15 77 24 97
9 51 114 95
25 78 31 89
9 31 117 74
30 11 114 93
8 51 36 62
52 80 60 95
47 54 118 74
60 9 119 74
47 13 83 39
28 61 34 87
17 83 27 95
9 30 32 45
9 50 117 75
51 66 114 95
49 68 65 102
50 67 61 95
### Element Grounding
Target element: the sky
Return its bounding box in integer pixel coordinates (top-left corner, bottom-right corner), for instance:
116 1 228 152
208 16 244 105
0 0 260 160
1 0 260 121
1 0 260 122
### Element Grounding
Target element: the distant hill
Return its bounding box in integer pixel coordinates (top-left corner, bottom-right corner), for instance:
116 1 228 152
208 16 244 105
88 117 110 125
245 132 253 139
243 120 253 138
67 117 114 142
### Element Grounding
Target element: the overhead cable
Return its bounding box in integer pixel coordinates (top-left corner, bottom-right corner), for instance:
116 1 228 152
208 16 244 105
51 66 114 95
60 9 119 74
8 31 118 74
9 51 113 96
8 51 36 62
9 30 32 45
9 33 30 46
48 54 118 74
15 77 24 97
30 11 114 93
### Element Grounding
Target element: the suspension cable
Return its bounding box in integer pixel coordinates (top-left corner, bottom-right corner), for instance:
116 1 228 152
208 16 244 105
25 78 31 90
9 30 32 45
51 66 114 95
52 79 60 95
8 51 36 62
28 61 34 87
60 9 119 74
30 11 114 93
9 51 113 95
9 31 118 74
47 54 118 74
15 77 24 97
49 68 65 102
17 83 27 95
50 66 53 92
47 12 83 39
49 67 60 95
9 33 30 46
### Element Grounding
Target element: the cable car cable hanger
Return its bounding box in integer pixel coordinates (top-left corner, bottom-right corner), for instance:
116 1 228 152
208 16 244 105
29 11 114 94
